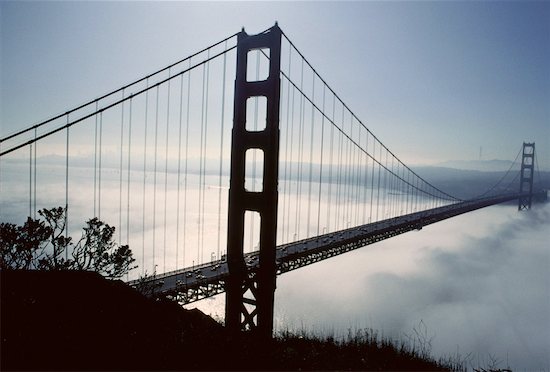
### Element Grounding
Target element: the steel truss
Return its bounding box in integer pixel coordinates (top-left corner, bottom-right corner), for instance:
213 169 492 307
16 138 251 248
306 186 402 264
132 193 544 307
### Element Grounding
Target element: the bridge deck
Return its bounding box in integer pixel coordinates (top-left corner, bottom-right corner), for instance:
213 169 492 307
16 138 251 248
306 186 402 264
128 192 541 304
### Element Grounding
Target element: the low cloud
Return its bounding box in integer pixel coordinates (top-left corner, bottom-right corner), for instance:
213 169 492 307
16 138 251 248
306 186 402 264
274 204 550 370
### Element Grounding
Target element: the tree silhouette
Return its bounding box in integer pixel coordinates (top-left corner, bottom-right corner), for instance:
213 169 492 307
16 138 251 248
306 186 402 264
0 207 136 278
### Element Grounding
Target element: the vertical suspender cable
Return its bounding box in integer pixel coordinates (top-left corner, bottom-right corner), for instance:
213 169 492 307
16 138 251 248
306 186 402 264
278 79 286 243
349 124 354 226
153 85 160 271
398 161 403 213
405 169 408 212
0 143 2 218
355 125 362 225
403 169 407 214
369 140 375 223
217 43 227 260
163 70 171 272
340 112 351 229
396 164 401 214
176 74 184 268
389 156 394 218
29 144 32 218
198 58 205 262
393 157 397 217
119 90 125 245
409 172 413 213
344 114 351 228
349 119 354 226
293 62 300 238
281 48 292 243
415 177 419 211
376 141 381 222
98 112 103 221
348 119 353 227
142 79 149 275
404 165 408 213
65 117 70 258
336 104 344 228
397 160 401 215
327 94 335 232
354 124 359 225
295 58 305 239
33 128 37 218
287 79 296 242
198 51 210 263
424 182 428 210
201 49 210 260
355 124 362 225
411 176 415 212
349 117 355 226
385 150 389 218
183 60 191 267
393 158 398 212
127 97 133 246
385 153 390 218
182 58 191 266
124 97 132 283
396 160 400 216
398 164 402 213
362 131 369 224
316 85 325 236
406 170 410 214
306 73 315 237
201 50 211 262
94 102 98 217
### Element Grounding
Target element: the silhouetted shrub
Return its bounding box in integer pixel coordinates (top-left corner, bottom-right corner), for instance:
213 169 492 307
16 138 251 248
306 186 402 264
0 206 136 278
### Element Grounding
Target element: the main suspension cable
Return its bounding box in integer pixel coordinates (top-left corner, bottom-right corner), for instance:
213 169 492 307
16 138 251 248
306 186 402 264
279 32 462 202
1 32 240 144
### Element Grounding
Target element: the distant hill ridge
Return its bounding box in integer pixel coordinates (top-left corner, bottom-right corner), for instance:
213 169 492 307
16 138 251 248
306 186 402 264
435 159 515 172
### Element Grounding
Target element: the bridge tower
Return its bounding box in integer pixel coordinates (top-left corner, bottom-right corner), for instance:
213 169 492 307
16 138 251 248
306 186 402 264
518 142 535 211
225 24 282 338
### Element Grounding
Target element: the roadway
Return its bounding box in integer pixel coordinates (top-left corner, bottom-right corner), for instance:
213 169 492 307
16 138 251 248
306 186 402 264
128 192 543 304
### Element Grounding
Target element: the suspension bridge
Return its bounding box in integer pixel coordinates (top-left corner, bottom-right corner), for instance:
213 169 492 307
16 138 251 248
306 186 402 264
0 24 545 337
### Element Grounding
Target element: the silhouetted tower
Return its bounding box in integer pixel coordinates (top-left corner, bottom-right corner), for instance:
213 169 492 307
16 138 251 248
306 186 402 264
225 24 281 338
518 142 535 210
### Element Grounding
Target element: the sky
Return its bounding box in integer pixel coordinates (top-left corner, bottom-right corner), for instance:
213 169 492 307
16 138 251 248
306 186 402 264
1 2 549 368
1 1 549 169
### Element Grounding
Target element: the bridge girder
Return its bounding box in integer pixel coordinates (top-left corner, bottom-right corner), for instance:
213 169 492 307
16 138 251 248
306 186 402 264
132 192 541 307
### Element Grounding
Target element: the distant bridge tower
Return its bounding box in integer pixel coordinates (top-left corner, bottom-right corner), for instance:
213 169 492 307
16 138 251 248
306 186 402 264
225 24 282 338
518 142 535 210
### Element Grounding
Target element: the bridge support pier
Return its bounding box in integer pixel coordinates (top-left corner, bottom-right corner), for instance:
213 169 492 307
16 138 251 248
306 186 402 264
225 24 282 338
518 142 535 211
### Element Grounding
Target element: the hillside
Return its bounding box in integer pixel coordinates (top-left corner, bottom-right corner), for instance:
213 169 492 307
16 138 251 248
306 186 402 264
1 270 453 371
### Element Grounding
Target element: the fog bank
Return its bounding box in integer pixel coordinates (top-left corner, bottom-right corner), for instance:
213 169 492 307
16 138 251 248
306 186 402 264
273 203 549 369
